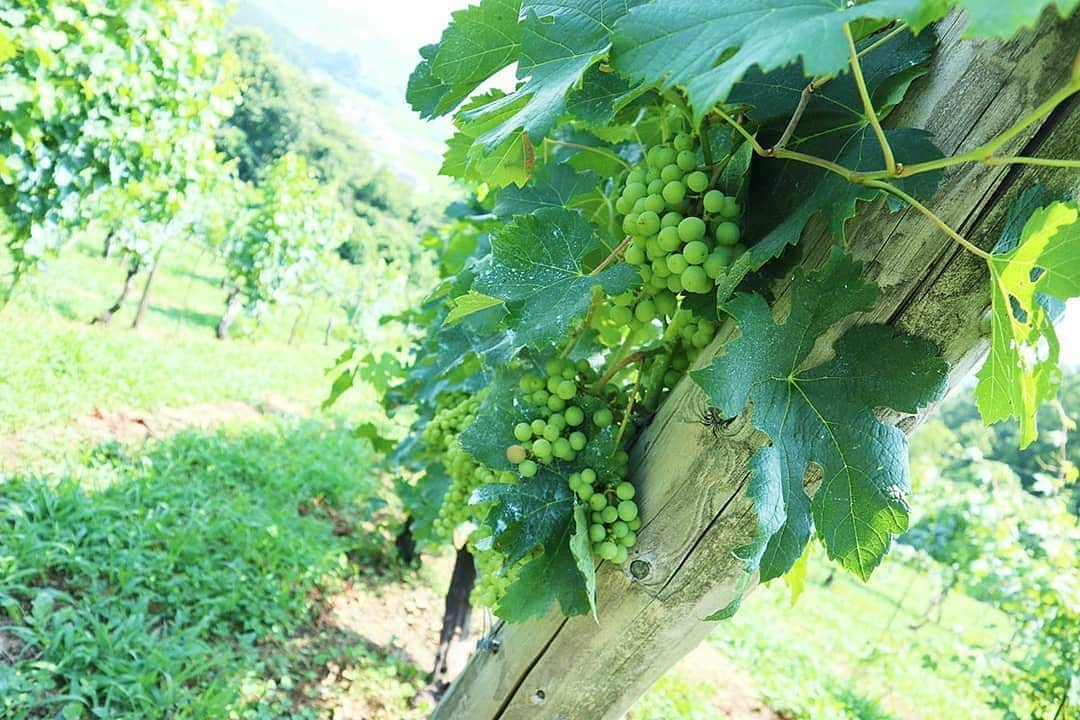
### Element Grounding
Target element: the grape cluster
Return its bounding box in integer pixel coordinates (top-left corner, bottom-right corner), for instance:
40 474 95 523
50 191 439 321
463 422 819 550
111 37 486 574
571 465 640 564
616 133 746 297
505 357 615 476
426 393 510 537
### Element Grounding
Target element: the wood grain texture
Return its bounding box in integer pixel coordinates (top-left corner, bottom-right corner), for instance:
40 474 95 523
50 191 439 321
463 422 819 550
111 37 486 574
432 10 1080 720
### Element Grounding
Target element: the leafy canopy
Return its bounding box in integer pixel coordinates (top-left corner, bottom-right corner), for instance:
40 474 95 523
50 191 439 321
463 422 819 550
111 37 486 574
692 250 948 582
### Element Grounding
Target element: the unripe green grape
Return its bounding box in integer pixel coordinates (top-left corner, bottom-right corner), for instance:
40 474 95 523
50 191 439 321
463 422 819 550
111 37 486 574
592 511 603 523
613 291 634 307
677 216 706 242
634 299 656 323
589 524 607 543
597 541 619 561
547 395 566 412
660 211 682 228
714 221 740 246
617 499 639 521
654 147 677 168
654 290 677 317
601 505 619 523
623 182 647 204
556 379 577 400
686 171 709 193
561 366 576 379
662 181 686 205
506 444 527 464
615 196 632 215
553 437 573 460
704 248 731 279
568 472 581 490
644 194 666 214
676 149 697 171
692 330 712 349
657 226 682 252
649 272 667 290
520 373 542 392
666 253 688 275
569 431 587 451
514 422 532 442
611 305 633 326
577 484 594 501
646 146 665 168
565 406 584 426
703 189 725 214
549 413 566 431
650 258 670 278
627 168 646 185
580 468 597 485
660 163 682 183
530 419 546 436
683 240 708 265
593 408 615 428
632 197 648 213
719 196 740 219
546 375 561 393
673 133 693 151
615 449 630 466
645 236 663 260
645 168 660 183
666 273 683 293
647 178 665 195
613 545 629 564
625 244 646 265
664 369 681 387
532 438 552 458
628 517 642 531
620 531 637 547
519 459 538 478
589 493 607 511
681 265 710 294
611 520 629 538
616 481 636 500
622 213 638 236
635 210 660 236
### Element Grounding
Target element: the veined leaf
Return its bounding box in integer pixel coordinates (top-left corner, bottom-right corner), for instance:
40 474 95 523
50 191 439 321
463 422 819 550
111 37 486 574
445 290 505 325
692 249 948 582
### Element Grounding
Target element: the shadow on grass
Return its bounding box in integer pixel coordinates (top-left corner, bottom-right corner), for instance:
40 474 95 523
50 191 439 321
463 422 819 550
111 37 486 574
0 420 421 719
169 266 223 289
147 303 223 331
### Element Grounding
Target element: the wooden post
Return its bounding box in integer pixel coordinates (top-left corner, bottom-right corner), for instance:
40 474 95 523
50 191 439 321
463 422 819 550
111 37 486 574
432 11 1080 720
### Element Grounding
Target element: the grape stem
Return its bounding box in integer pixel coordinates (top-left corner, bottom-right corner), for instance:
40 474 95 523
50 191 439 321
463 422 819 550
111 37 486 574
591 236 632 276
772 82 814 153
590 336 644 394
864 180 992 261
614 367 643 450
844 22 896 175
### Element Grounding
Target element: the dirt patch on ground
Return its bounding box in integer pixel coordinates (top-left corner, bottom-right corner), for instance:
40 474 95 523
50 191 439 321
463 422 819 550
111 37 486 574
0 397 306 471
674 642 784 719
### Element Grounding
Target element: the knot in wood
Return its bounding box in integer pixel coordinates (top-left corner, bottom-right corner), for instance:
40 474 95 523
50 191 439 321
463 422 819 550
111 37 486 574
629 558 651 580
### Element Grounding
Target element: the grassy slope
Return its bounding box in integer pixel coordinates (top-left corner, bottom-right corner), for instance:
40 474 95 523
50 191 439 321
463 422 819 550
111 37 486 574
0 236 369 438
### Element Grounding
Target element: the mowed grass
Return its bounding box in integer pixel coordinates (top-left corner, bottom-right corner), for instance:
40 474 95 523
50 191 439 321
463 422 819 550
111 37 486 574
707 554 1010 720
0 234 370 437
0 419 427 720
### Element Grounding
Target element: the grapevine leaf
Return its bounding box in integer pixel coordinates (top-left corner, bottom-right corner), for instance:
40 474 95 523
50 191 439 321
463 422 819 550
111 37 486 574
611 0 939 123
566 65 635 125
946 0 1079 38
727 28 943 268
692 250 948 581
975 195 1080 448
445 291 505 325
570 504 599 621
474 207 638 348
461 369 533 471
783 542 810 605
442 91 535 188
407 0 524 118
494 163 600 218
465 0 648 152
472 469 593 621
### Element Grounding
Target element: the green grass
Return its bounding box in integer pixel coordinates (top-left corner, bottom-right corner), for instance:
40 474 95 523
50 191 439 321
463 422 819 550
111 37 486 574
0 419 410 719
0 235 379 440
708 554 1011 720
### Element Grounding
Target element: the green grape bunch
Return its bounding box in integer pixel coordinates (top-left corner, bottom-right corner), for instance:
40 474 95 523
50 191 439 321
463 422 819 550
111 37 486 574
617 133 746 297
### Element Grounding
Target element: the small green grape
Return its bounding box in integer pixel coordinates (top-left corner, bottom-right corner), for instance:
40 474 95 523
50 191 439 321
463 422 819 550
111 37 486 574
565 406 585 426
546 395 566 412
654 290 677 317
666 253 688 275
611 521 629 538
580 468 597 485
589 524 607 543
597 541 619 561
553 437 573 460
628 517 642 531
657 226 682 252
593 408 615 428
676 149 697 172
616 481 636 500
615 196 632 215
704 249 731 279
514 422 532 442
530 419 546 436
719 196 740 219
714 221 740 246
617 499 639 522
660 211 683 228
636 211 661 236
666 273 684 293
613 545 629 564
644 194 666 214
677 216 706 242
703 189 725 214
620 531 637 547
532 438 552 458
506 444 527 464
647 178 665 195
660 163 683 183
623 182 647 203
662 181 686 205
681 265 710 294
569 431 587 451
650 258 670 278
673 133 693 151
686 171 709 193
589 493 607 511
519 459 538 478
627 168 646 185
654 147 677 168
625 244 646 265
611 305 633 326
682 240 708 265
556 379 577 400
634 299 656 324
601 505 619 524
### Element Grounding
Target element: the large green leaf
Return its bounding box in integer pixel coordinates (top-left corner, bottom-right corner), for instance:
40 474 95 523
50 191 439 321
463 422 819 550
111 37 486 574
472 468 595 620
975 192 1080 448
611 0 939 123
692 250 948 582
473 207 638 348
406 0 523 118
729 28 944 268
494 162 600 218
464 0 648 152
